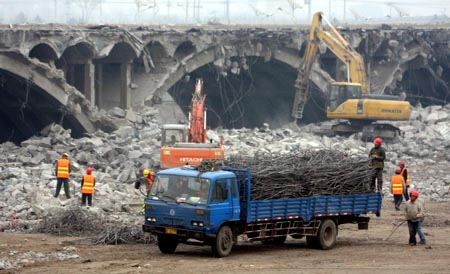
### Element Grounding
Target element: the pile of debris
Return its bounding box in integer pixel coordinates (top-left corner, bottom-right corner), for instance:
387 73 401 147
0 106 162 231
211 103 450 201
0 102 449 234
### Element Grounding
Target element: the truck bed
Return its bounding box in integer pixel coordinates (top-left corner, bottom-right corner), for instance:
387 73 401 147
246 193 382 223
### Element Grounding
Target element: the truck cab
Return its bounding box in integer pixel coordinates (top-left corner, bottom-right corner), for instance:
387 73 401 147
143 166 241 256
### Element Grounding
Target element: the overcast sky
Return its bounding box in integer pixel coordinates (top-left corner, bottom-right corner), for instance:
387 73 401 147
1 0 448 25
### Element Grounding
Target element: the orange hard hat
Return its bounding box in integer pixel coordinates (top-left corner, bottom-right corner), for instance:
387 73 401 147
374 138 382 146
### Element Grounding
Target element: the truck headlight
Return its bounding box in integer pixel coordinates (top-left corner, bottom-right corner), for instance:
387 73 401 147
147 217 156 222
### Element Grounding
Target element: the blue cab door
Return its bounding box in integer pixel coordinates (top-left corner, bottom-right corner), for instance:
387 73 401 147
208 179 234 232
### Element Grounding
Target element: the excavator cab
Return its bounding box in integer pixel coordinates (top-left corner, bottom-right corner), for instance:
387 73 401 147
161 124 188 147
327 82 362 111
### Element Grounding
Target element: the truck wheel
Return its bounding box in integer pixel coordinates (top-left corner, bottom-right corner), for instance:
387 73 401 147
262 236 287 245
157 234 178 254
211 225 233 258
317 219 337 250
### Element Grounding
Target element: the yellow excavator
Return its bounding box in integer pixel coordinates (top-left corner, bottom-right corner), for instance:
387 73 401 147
292 12 411 140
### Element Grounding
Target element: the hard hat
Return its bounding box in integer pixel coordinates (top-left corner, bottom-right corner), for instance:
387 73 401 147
143 169 150 176
86 167 92 175
399 160 405 166
373 138 382 146
62 153 69 157
395 167 401 174
410 191 419 198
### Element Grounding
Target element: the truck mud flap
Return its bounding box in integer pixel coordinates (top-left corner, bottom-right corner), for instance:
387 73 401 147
356 216 370 230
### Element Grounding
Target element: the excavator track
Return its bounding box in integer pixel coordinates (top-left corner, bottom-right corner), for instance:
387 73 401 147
361 123 401 142
330 121 401 141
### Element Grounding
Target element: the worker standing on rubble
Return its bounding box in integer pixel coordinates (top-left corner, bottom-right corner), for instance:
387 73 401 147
81 167 95 207
391 168 406 211
404 191 425 246
54 152 71 199
135 169 155 213
134 169 155 193
399 160 410 201
369 138 386 192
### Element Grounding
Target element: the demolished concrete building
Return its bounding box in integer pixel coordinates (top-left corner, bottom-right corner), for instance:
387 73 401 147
0 24 449 238
0 25 449 143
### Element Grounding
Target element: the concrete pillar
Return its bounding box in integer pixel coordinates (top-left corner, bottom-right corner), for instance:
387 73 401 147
120 62 131 109
83 61 95 106
95 64 103 108
66 64 75 86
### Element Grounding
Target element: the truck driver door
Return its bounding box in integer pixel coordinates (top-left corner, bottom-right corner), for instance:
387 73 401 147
209 179 233 227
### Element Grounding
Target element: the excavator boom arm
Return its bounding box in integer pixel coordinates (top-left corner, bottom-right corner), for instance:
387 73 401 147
292 12 368 119
188 79 207 143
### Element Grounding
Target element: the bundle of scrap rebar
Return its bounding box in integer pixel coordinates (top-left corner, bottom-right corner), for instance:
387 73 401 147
199 150 375 200
90 225 156 245
36 206 103 236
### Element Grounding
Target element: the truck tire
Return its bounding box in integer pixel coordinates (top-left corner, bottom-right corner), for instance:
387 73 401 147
317 219 337 250
211 225 234 258
157 234 178 254
262 236 287 245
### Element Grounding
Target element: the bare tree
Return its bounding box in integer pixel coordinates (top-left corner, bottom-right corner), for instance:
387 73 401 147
286 0 302 18
77 0 100 24
134 0 159 21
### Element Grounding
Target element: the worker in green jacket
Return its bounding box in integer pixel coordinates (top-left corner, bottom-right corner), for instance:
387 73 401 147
369 137 386 192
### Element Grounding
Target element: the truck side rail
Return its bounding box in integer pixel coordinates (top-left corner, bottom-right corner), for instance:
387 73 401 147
247 193 382 223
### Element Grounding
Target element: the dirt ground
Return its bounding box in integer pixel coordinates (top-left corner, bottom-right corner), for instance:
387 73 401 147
1 201 450 274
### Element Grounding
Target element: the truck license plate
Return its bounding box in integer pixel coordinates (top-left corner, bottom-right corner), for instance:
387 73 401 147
166 228 177 234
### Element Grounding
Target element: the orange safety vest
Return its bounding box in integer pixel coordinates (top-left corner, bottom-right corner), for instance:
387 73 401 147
400 167 410 187
57 159 70 179
146 176 154 191
391 174 404 195
81 174 95 194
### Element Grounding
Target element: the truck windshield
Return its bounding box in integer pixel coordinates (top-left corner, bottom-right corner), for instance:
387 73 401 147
149 175 211 204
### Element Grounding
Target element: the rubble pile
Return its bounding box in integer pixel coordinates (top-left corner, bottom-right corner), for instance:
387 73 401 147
212 104 450 201
0 103 449 233
0 106 162 231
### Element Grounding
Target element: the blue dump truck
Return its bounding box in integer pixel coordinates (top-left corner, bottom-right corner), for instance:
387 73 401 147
142 166 382 257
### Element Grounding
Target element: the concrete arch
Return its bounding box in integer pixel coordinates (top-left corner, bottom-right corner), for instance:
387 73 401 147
97 41 140 61
28 40 61 63
145 40 169 61
174 40 197 60
0 52 95 142
148 45 301 103
60 41 96 63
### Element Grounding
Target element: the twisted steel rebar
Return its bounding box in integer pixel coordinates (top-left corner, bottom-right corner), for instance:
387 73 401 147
36 206 103 236
90 226 156 245
199 150 375 200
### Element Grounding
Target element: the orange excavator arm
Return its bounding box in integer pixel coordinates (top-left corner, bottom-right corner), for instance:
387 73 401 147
188 78 207 143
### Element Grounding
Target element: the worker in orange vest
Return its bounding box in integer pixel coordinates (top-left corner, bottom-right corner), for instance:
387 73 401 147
399 160 411 201
391 167 406 211
134 169 155 213
54 152 71 199
81 167 95 207
135 169 155 193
